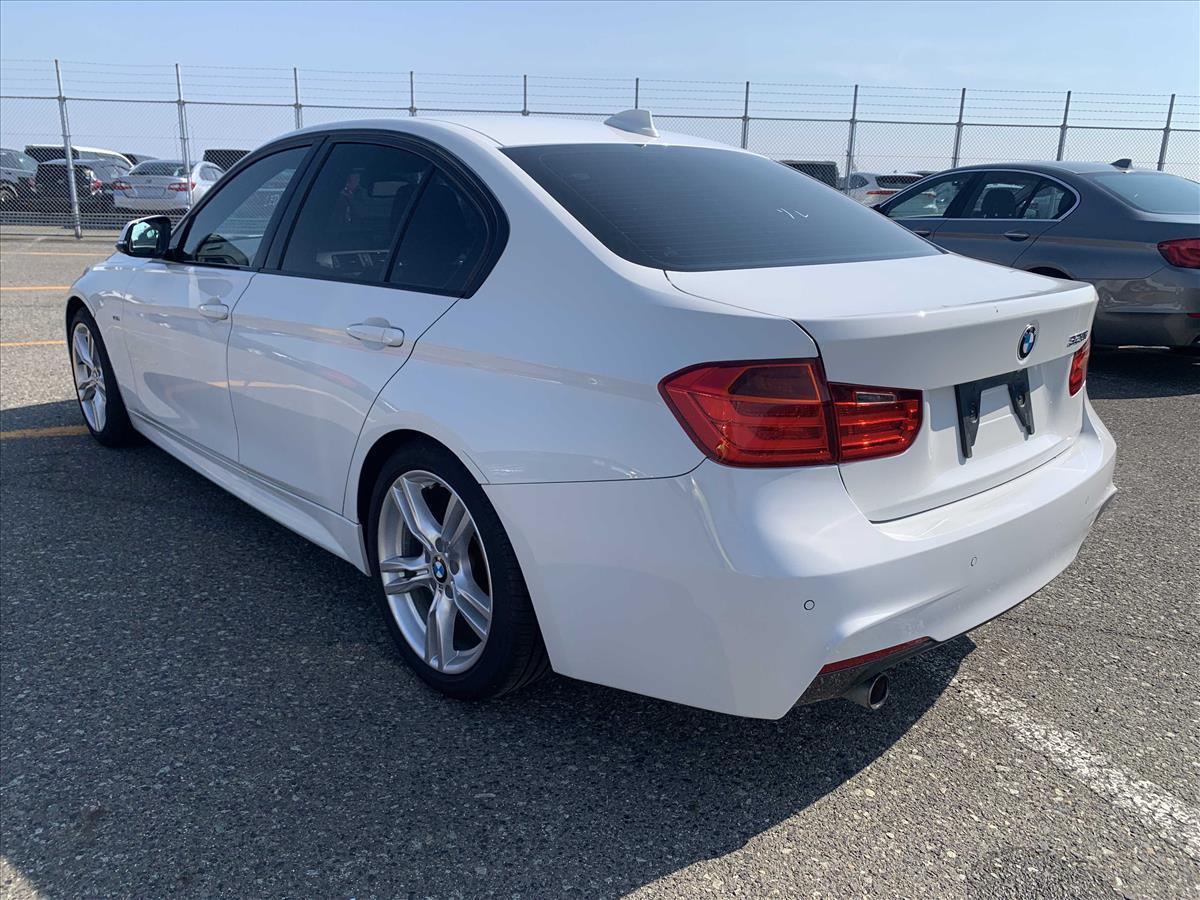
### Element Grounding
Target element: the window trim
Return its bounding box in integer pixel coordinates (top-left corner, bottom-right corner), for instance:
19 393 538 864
169 137 320 271
260 129 508 299
885 169 1079 223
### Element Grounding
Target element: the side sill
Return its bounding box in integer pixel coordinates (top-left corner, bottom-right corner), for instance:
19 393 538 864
130 411 370 573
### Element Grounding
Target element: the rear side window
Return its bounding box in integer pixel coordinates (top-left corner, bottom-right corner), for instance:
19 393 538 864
962 172 1041 219
1090 171 1200 214
281 142 431 283
390 172 488 294
504 144 937 271
182 146 307 268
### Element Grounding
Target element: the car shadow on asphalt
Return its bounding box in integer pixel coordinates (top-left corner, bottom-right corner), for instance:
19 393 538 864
1087 346 1199 400
1 400 969 897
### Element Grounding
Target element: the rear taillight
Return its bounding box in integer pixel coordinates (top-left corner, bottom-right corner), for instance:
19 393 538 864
1068 340 1090 396
90 178 103 191
829 383 924 461
659 360 922 467
167 181 195 192
1158 238 1200 268
112 179 130 192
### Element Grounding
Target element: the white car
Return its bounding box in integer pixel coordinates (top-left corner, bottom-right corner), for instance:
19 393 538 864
113 159 224 212
845 172 926 205
67 112 1115 719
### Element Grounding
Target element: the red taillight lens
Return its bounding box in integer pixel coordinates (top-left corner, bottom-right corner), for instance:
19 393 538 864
90 178 103 191
829 383 924 461
1068 339 1090 396
659 360 922 467
112 179 130 192
167 181 195 192
1158 237 1200 268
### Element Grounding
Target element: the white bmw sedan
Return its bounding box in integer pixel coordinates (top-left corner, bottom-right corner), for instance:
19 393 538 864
65 112 1115 719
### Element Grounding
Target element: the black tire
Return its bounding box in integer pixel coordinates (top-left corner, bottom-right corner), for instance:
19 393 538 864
366 439 549 700
67 306 139 447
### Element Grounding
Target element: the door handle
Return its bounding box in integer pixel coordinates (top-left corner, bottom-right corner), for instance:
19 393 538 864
912 228 932 237
346 323 405 347
198 302 229 321
1003 230 1031 241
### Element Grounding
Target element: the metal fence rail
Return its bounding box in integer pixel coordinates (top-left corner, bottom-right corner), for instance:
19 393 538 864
1 58 1196 237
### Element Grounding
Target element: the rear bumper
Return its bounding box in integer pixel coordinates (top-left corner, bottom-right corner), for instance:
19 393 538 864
486 397 1116 719
113 195 190 212
1093 268 1200 348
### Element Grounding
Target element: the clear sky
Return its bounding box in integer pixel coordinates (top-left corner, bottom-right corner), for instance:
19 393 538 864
1 0 1198 94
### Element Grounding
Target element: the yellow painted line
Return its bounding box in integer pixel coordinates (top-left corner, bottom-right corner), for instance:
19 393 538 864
0 339 65 347
3 251 104 257
0 285 71 292
0 425 89 440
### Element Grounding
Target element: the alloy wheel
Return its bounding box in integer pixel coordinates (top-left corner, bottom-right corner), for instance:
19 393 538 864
377 470 493 675
71 321 107 433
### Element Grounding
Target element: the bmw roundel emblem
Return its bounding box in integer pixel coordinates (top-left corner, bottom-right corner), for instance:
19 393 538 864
1017 324 1038 360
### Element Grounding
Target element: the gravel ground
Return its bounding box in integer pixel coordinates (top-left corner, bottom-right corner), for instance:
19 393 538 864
1 235 1198 899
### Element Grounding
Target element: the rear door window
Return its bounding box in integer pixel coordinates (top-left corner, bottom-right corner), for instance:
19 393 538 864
960 172 1041 219
280 142 431 283
1023 180 1074 219
505 144 936 271
390 171 488 294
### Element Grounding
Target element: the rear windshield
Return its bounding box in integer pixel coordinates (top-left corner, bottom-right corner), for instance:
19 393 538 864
503 144 938 271
876 174 922 189
1090 171 1200 215
131 161 187 177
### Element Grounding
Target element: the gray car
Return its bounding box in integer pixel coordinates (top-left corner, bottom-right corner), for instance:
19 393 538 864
877 161 1200 349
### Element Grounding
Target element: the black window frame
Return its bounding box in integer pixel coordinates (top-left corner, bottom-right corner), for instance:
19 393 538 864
168 137 321 271
260 129 508 299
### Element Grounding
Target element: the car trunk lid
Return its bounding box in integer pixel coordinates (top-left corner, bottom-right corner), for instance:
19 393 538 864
667 253 1098 520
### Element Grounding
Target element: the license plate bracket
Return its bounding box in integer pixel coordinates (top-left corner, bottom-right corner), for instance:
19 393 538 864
954 368 1034 458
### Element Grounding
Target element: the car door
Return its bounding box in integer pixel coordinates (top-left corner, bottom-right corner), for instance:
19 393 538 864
930 170 1061 265
121 144 312 460
226 137 497 511
879 170 980 240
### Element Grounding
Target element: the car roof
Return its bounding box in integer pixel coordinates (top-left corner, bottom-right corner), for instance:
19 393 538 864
948 160 1150 176
285 114 738 151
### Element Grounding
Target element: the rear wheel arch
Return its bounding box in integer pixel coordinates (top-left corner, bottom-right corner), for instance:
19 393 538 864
355 429 474 528
1027 266 1072 280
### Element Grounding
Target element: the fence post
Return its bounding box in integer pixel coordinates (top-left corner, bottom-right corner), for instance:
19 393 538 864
522 74 529 116
634 77 640 108
53 59 82 239
174 64 193 206
844 84 859 194
740 81 750 149
293 67 303 129
409 71 416 117
1056 90 1071 161
1157 93 1176 172
951 88 966 168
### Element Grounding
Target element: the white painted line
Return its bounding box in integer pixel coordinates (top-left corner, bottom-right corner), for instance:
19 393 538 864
920 656 1200 861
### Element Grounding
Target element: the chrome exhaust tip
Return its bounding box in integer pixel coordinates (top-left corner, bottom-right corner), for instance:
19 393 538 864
843 672 889 710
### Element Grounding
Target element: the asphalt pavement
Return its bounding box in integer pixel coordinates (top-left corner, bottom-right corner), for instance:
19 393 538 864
1 233 1198 899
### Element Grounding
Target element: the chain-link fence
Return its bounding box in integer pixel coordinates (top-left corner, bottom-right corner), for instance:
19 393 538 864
1 58 1196 237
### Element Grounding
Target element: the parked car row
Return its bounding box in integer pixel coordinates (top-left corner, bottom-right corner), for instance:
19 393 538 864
1 144 247 215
